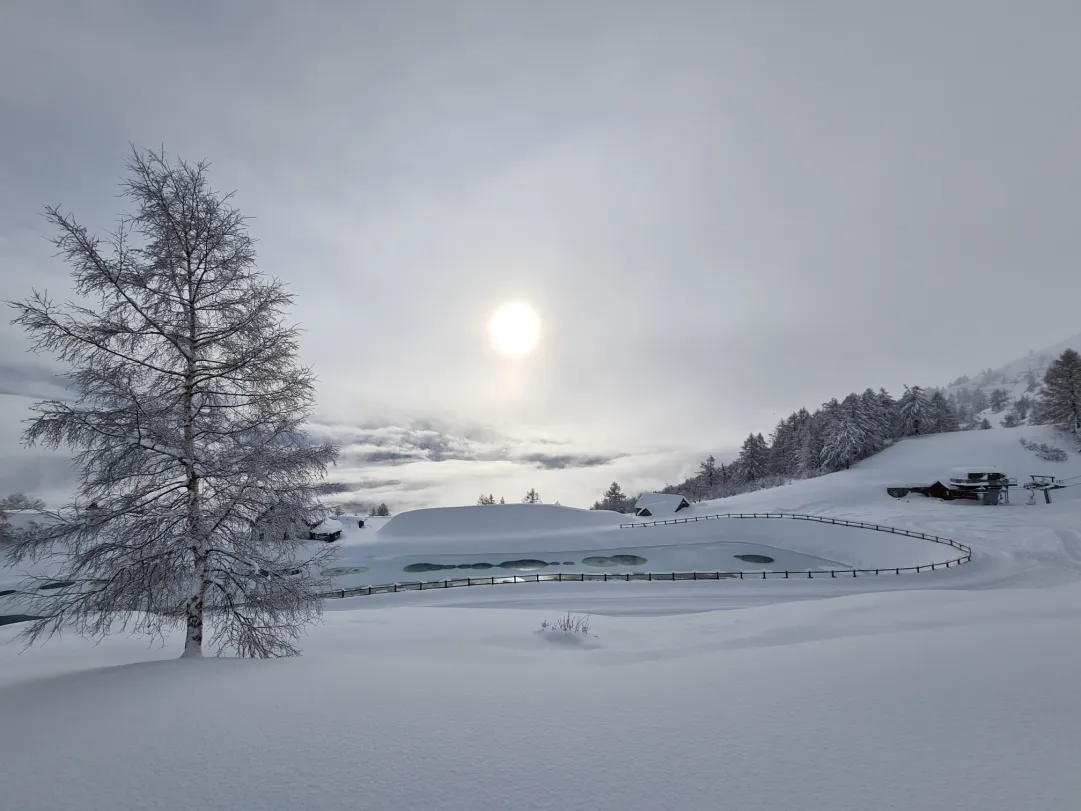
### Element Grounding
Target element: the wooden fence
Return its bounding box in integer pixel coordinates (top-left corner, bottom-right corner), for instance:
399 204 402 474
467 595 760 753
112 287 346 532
323 513 971 599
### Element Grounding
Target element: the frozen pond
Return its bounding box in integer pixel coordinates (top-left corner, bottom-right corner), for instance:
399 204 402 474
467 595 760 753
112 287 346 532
320 540 851 590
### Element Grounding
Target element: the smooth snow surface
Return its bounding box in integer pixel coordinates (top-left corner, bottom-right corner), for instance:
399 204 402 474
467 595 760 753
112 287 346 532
4 425 1081 810
379 502 623 538
2 585 1080 811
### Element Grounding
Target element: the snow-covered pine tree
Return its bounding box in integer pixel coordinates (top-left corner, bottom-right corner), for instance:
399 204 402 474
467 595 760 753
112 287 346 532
767 417 799 478
522 488 541 504
6 149 338 658
1032 349 1081 444
898 385 933 436
929 390 958 433
820 395 868 471
858 389 891 453
736 433 770 481
698 456 718 488
876 389 900 438
600 481 628 511
796 416 824 478
989 388 1010 413
476 494 496 506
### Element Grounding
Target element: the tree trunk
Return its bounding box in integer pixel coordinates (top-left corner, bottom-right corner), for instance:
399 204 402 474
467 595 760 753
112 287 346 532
180 272 207 659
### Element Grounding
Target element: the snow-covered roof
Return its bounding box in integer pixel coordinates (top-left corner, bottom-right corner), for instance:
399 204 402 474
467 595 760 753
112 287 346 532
950 466 1002 476
313 518 344 533
633 492 690 517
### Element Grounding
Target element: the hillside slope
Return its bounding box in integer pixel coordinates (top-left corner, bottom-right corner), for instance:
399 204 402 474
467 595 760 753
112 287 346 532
941 331 1081 428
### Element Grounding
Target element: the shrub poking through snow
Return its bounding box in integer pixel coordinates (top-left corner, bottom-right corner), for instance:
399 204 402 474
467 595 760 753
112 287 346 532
542 611 591 634
1019 438 1069 462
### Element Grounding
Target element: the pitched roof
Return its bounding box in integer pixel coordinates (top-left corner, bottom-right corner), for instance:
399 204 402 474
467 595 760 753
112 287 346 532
633 492 690 516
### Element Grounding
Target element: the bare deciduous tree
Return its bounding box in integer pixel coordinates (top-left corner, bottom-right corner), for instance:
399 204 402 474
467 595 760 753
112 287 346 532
5 148 338 658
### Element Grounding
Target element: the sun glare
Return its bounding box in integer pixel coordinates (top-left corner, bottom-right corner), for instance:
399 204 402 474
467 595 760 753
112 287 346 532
488 302 541 357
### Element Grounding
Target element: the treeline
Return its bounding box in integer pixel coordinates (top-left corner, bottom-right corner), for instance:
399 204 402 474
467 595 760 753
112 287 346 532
592 383 961 510
477 489 551 505
592 348 1081 511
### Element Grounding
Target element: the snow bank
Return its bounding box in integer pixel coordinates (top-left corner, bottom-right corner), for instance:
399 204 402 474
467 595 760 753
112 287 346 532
378 502 623 540
3 584 1081 811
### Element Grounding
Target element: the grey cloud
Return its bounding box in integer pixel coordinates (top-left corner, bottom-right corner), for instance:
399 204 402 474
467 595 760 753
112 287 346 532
518 453 624 470
3 1 1080 508
0 361 68 401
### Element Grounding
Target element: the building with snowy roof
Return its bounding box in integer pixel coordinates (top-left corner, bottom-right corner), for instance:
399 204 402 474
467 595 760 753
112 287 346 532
633 492 691 518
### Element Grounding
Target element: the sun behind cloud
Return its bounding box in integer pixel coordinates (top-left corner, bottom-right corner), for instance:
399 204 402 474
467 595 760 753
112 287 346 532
488 302 541 357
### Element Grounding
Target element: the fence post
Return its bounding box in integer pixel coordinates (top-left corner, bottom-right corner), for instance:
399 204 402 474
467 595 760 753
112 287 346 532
784 570 789 579
762 571 767 579
739 571 743 579
831 570 836 577
393 583 398 592
340 589 345 598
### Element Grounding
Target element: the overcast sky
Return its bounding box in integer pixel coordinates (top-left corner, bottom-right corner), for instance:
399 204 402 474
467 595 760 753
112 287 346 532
2 1 1079 510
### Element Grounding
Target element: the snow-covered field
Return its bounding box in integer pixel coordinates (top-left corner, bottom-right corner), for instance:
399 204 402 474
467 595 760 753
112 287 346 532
3 424 1081 810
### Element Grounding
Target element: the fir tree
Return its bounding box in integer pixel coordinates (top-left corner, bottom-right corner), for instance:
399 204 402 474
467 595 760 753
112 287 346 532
1033 349 1081 442
820 395 868 471
736 433 770 481
929 390 958 433
877 389 900 439
989 388 1010 413
858 389 891 453
698 455 718 488
522 488 541 504
600 482 628 512
898 385 932 436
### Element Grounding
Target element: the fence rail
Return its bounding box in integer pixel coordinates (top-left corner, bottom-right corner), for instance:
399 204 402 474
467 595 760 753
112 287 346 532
323 513 971 599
